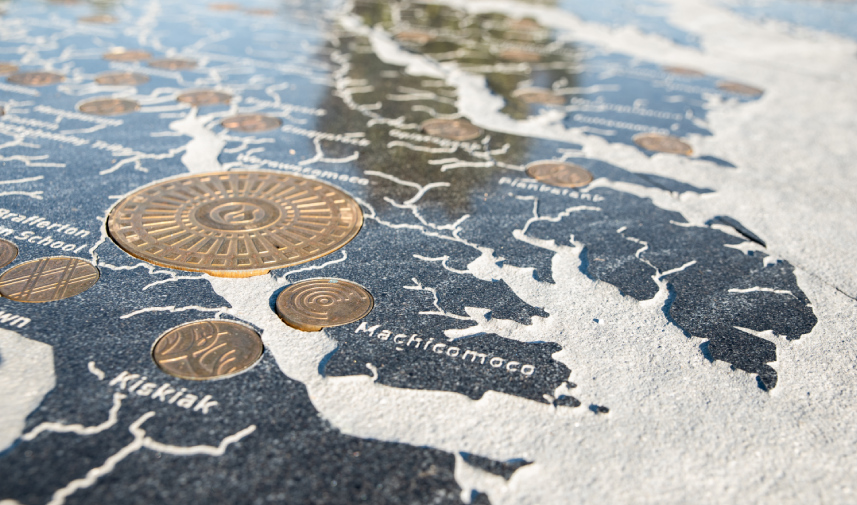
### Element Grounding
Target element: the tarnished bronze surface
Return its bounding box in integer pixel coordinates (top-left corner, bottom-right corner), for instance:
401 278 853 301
221 114 282 132
152 320 264 381
633 133 693 156
148 58 197 71
78 98 140 116
7 71 64 87
95 72 150 86
421 118 483 141
717 81 764 96
107 171 364 278
78 14 117 24
663 66 706 77
0 239 18 269
394 31 435 44
208 2 241 11
498 48 542 62
276 278 374 332
0 63 18 75
513 87 565 105
0 257 99 303
178 90 232 107
103 48 152 61
526 161 594 188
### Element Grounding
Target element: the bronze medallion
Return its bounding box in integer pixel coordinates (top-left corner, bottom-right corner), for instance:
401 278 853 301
276 278 374 332
498 48 542 62
208 2 241 11
107 171 364 278
7 71 64 87
663 66 706 77
394 31 435 45
78 98 140 116
717 81 764 96
152 320 264 381
421 118 483 141
526 161 593 188
0 239 18 269
95 72 150 86
103 48 152 62
148 58 197 71
78 14 117 24
0 257 99 303
633 133 693 155
513 87 565 105
0 63 19 75
177 90 232 107
221 114 282 132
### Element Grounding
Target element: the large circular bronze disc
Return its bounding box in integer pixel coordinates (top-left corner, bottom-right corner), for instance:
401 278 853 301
276 278 374 332
421 118 483 141
0 238 18 269
526 161 593 188
107 171 364 278
633 133 693 156
0 257 99 303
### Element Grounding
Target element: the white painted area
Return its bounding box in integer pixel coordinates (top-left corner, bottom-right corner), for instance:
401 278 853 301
0 329 55 452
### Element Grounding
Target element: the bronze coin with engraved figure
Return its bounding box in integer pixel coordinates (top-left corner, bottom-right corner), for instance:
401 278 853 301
526 161 594 188
7 71 64 87
107 171 364 278
103 48 152 61
177 90 232 107
276 278 374 332
152 320 263 381
717 81 764 96
633 133 693 156
95 72 150 86
0 257 99 303
513 87 565 105
148 58 197 71
78 14 117 24
0 239 18 269
221 114 282 132
0 63 19 75
78 98 140 116
421 118 483 141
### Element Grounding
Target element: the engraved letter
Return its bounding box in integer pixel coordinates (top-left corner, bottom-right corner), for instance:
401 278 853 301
521 365 535 376
462 350 487 364
354 322 380 337
193 395 219 414
177 394 198 409
489 357 505 368
151 384 176 402
109 371 139 390
432 343 447 353
506 361 520 373
136 383 157 396
446 347 460 358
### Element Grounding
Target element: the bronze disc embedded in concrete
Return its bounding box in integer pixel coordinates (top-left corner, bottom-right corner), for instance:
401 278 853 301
0 63 19 75
103 49 152 62
246 8 276 16
177 90 232 107
78 98 140 116
526 161 594 188
208 2 241 11
0 257 99 303
276 278 374 332
663 66 706 78
513 87 565 105
148 58 197 71
717 81 764 96
394 31 435 45
633 133 693 156
7 71 64 87
0 239 18 269
95 72 150 86
79 14 117 24
421 118 483 141
498 48 542 62
221 114 282 132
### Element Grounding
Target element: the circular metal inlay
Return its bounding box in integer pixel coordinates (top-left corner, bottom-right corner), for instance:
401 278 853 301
107 171 364 278
78 98 140 116
276 278 374 332
717 81 764 96
177 90 232 107
498 48 542 62
513 87 565 105
7 71 64 87
663 66 706 77
152 320 263 381
95 72 150 86
208 2 241 11
0 63 19 75
421 118 483 141
0 257 99 303
394 31 435 45
526 161 594 188
79 14 117 24
633 133 693 156
148 59 197 71
103 49 152 62
0 239 18 269
221 114 282 132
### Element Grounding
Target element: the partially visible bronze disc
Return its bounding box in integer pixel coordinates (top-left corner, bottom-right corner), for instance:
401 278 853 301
421 118 483 141
7 71 64 87
246 8 276 16
79 14 117 24
78 98 140 116
178 90 232 107
498 48 542 62
633 133 693 156
0 257 99 303
513 87 565 105
95 72 150 86
0 239 18 269
717 81 764 96
152 320 263 381
663 66 706 77
276 278 374 332
107 171 364 278
209 2 241 11
221 114 282 132
0 63 18 75
148 58 197 71
526 161 593 188
394 31 435 45
103 48 152 61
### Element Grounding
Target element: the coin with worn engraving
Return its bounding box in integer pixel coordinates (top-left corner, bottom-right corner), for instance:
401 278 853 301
421 118 483 141
108 171 364 277
221 114 282 132
633 133 693 155
663 66 706 77
78 98 140 116
95 72 150 86
276 278 374 332
7 71 64 87
394 31 435 44
513 87 565 105
152 320 263 381
0 239 18 269
103 48 152 61
526 161 594 188
177 90 232 107
148 58 197 71
209 2 241 11
498 48 542 62
717 81 764 96
0 257 99 303
78 14 117 24
0 63 18 75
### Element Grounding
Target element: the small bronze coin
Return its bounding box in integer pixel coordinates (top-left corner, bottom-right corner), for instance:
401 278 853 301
78 14 117 24
512 87 565 105
633 133 693 156
208 2 241 10
0 239 18 269
421 118 483 141
177 90 232 107
0 257 99 303
508 18 542 31
107 171 364 278
498 48 542 62
7 71 64 87
148 58 197 71
663 66 706 77
526 161 593 188
246 8 276 16
95 72 150 86
221 114 282 132
152 320 263 381
276 278 374 332
717 81 764 96
394 31 435 45
0 63 18 75
103 48 152 61
78 98 140 116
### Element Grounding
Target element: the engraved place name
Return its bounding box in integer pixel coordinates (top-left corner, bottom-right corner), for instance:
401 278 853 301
498 177 606 201
109 370 219 414
237 153 369 186
0 309 30 328
0 209 91 238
